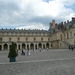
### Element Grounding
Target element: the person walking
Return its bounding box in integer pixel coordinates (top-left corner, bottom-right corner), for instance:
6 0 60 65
71 46 74 51
46 47 48 51
27 49 31 56
39 48 41 52
21 49 25 55
69 45 71 50
23 48 25 55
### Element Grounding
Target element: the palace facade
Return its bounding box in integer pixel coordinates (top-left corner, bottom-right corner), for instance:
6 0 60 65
0 17 75 50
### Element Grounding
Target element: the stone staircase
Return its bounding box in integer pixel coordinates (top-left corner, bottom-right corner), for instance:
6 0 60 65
59 40 70 48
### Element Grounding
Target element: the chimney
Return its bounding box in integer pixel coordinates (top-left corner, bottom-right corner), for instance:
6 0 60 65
55 23 57 28
72 17 75 21
61 24 64 30
64 21 66 25
52 20 55 29
61 22 63 25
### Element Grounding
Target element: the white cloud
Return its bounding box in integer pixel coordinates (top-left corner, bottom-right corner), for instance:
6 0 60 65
0 0 75 29
16 23 48 30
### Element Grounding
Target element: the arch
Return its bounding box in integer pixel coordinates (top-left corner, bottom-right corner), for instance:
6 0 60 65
46 43 49 48
30 43 34 49
43 44 45 49
27 44 29 49
15 43 17 50
10 43 17 50
0 45 2 50
35 44 37 49
18 45 20 50
4 43 8 50
22 43 26 49
38 43 42 48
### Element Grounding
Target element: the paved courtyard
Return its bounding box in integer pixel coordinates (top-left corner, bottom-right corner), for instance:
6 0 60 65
0 49 75 75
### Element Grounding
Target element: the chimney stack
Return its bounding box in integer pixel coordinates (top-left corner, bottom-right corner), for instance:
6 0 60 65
61 22 63 25
72 17 75 21
52 20 55 29
64 21 66 25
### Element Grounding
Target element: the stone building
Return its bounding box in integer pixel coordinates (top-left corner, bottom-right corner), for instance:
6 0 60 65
0 17 75 50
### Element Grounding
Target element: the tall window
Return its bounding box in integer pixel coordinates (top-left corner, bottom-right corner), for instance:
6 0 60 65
60 34 62 40
51 44 52 47
70 32 72 38
9 38 11 41
74 33 75 36
67 33 69 39
18 38 20 42
34 38 36 41
41 38 43 41
0 38 2 42
26 38 28 41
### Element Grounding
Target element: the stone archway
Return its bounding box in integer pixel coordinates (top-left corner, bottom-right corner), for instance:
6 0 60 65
35 44 37 49
27 44 29 49
0 45 2 50
22 43 26 49
30 43 34 49
38 43 42 48
46 43 49 48
43 44 45 49
4 43 8 50
18 45 20 50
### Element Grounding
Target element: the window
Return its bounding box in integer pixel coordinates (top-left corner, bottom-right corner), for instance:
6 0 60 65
41 38 43 41
28 32 30 34
36 32 37 34
26 38 28 41
74 33 75 36
34 38 36 41
0 38 2 42
9 38 11 41
18 38 20 41
67 33 69 39
51 44 52 47
70 32 72 38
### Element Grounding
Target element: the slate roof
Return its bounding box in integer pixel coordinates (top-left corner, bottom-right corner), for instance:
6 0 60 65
0 29 49 33
64 19 75 30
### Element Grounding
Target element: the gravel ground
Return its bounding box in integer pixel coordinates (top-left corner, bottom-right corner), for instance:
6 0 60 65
0 49 75 75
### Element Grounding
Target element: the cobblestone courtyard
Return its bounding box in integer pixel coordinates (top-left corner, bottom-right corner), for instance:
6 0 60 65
0 49 75 75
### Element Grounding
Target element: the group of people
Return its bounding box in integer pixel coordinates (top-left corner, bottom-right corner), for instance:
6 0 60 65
69 45 74 51
21 48 31 56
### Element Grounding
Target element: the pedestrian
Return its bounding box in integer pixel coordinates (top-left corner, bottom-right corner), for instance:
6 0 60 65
27 49 31 56
21 49 25 55
46 47 48 51
39 48 41 52
69 45 71 50
33 48 35 51
71 46 73 51
23 48 25 55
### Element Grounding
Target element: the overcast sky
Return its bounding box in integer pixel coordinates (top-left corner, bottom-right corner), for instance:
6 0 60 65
0 0 75 30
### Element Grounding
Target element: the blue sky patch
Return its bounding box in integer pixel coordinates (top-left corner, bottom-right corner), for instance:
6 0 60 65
65 3 75 12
